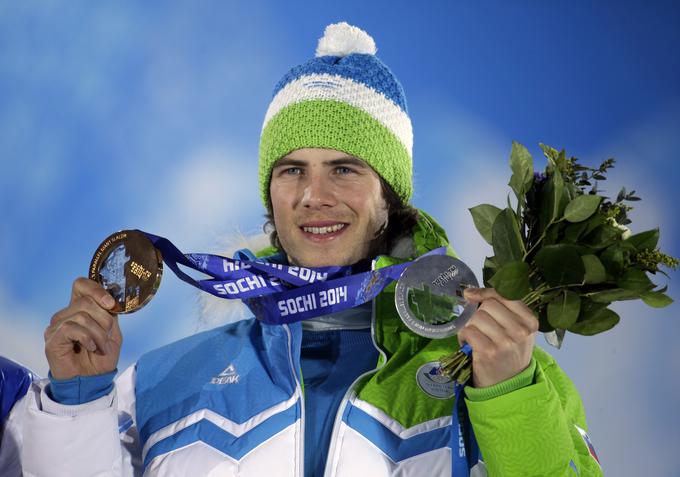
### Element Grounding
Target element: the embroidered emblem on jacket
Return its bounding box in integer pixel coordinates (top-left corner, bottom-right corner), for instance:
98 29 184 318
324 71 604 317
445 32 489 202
211 364 240 385
416 361 455 399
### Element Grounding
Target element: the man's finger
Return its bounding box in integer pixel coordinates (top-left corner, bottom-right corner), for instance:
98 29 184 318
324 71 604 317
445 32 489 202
51 321 98 353
74 296 116 334
478 299 537 341
71 277 116 310
458 323 494 352
51 295 116 332
464 287 536 326
56 312 112 355
464 308 508 346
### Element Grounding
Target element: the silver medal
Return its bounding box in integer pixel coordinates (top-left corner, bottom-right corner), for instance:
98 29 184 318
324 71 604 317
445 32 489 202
395 255 479 339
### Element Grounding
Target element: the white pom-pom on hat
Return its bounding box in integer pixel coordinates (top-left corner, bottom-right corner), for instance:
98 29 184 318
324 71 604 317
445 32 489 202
315 22 377 58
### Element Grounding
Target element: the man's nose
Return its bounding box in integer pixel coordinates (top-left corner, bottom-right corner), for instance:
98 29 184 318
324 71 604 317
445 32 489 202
300 175 336 209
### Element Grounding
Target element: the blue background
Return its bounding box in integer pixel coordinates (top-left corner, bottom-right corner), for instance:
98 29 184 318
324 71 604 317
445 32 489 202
1 2 678 474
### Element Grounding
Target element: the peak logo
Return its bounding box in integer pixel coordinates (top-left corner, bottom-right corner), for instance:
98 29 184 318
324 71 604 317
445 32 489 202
211 364 240 385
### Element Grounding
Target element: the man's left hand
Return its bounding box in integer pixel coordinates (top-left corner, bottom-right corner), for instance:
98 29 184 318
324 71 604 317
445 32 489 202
458 287 539 388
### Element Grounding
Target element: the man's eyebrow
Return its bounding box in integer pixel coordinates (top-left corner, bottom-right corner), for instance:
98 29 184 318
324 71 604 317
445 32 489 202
325 157 369 168
272 158 307 168
273 156 369 169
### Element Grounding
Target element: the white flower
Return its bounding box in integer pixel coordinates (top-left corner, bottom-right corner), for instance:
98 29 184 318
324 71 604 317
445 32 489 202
607 217 632 239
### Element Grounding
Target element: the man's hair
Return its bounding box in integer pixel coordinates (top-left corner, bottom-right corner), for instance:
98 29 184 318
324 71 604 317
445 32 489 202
263 178 419 259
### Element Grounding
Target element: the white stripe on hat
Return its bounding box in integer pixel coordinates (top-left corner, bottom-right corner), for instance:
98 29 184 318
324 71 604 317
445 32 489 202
261 73 413 156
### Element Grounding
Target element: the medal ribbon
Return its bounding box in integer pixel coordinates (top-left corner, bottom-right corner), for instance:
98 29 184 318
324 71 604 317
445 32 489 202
142 231 446 325
450 343 480 476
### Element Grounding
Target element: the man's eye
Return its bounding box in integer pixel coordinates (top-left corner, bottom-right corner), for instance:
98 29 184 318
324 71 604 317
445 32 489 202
283 167 302 175
335 166 354 175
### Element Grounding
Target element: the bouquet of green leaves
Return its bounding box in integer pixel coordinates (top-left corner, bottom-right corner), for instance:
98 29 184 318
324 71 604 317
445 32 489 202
440 142 677 384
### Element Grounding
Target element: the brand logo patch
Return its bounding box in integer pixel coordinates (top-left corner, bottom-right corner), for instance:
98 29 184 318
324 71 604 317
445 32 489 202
211 364 240 385
416 361 455 399
302 79 342 91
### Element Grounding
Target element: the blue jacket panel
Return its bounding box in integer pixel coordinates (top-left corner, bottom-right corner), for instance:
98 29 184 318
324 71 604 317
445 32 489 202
0 356 33 425
135 318 303 468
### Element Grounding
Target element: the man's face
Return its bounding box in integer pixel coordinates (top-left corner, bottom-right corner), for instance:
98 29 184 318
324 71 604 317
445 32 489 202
269 148 388 267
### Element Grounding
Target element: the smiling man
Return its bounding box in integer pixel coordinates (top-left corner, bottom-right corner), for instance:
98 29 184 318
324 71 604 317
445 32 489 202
269 148 390 267
15 22 603 477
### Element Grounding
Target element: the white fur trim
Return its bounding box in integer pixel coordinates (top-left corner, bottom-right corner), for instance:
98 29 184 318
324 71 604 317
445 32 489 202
197 232 272 330
316 22 377 58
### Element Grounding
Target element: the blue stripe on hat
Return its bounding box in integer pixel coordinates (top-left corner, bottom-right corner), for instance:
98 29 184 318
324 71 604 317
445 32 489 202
271 55 408 113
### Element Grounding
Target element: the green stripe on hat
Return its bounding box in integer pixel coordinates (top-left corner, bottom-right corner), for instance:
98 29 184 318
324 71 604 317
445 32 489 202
259 100 412 207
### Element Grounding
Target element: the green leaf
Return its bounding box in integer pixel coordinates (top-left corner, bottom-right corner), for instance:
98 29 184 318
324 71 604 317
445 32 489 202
547 290 581 329
539 143 559 161
588 288 641 303
537 306 553 333
563 219 590 244
640 291 674 308
569 308 620 336
616 268 654 292
551 171 566 220
579 298 608 319
482 256 498 288
625 228 659 251
599 245 625 276
534 244 585 286
565 182 579 201
582 254 606 284
508 141 534 201
586 224 621 250
583 213 606 236
542 222 561 247
469 204 502 245
537 172 565 232
488 261 531 300
564 195 602 223
556 148 568 172
491 208 524 265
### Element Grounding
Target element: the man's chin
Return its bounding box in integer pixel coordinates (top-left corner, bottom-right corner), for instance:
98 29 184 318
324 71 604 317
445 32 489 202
291 250 358 268
296 257 353 268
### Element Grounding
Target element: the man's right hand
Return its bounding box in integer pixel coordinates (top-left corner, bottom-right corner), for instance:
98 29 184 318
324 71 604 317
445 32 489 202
45 278 122 380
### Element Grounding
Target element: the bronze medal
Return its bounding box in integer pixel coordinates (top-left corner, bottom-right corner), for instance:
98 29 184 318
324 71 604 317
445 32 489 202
89 230 163 314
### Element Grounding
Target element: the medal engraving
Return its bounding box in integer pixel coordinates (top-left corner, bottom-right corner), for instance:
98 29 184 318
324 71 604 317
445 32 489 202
89 230 163 314
395 255 479 339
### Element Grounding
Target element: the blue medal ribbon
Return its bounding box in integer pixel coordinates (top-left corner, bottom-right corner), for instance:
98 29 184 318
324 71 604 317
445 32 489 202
142 231 446 324
450 343 480 476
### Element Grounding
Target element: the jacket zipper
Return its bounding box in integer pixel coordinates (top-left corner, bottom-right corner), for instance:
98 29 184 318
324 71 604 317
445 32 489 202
322 258 388 477
283 323 305 477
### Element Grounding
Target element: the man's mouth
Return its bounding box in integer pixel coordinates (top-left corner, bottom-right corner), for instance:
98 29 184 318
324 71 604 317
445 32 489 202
299 222 348 239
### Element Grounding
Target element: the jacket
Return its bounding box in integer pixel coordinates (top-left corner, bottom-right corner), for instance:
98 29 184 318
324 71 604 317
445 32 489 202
17 211 603 476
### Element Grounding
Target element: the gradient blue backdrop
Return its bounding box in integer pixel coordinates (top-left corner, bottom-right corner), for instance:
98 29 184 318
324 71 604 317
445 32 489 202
1 2 678 475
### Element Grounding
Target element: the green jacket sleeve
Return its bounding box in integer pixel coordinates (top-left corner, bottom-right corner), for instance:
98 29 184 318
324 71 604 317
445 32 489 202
465 347 603 477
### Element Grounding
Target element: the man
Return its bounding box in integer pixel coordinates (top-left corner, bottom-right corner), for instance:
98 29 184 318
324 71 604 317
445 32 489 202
15 22 602 476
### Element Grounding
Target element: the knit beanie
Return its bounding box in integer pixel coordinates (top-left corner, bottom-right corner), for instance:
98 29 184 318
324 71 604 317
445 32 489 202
259 22 413 208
